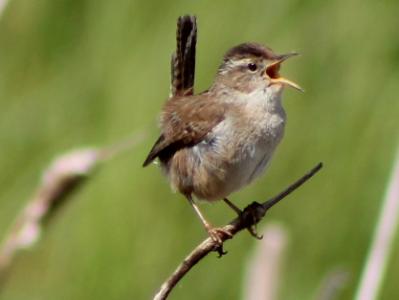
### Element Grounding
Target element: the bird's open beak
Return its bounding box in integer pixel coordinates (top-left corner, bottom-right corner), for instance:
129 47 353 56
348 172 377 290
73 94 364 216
266 52 304 92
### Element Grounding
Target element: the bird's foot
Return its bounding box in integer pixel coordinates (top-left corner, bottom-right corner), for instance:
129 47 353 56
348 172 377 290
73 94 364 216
206 226 232 244
206 226 232 257
247 225 263 240
242 201 264 240
223 198 263 240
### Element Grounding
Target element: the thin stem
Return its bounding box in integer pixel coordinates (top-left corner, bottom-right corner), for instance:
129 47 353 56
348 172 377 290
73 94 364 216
355 149 399 300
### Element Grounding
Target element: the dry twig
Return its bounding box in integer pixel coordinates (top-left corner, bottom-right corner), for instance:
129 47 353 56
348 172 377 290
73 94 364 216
244 223 288 300
0 132 144 284
153 162 323 300
355 148 399 300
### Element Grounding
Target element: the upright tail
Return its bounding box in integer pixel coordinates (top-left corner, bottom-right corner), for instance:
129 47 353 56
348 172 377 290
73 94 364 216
170 15 197 97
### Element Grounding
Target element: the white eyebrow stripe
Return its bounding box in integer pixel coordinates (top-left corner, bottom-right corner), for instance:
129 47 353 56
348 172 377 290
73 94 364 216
219 57 263 75
229 58 253 66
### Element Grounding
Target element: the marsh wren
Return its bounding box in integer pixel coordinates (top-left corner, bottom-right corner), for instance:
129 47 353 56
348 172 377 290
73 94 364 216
143 16 302 243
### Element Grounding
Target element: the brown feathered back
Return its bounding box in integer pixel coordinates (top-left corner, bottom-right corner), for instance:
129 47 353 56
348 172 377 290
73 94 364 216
142 94 225 167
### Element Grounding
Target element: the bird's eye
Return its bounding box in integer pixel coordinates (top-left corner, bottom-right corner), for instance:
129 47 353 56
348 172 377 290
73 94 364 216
247 63 257 72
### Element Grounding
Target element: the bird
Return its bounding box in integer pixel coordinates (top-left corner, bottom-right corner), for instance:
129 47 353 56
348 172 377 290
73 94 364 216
143 16 302 244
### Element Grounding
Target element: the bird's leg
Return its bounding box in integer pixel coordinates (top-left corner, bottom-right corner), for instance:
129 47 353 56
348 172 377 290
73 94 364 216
222 197 242 215
186 195 232 245
223 198 263 240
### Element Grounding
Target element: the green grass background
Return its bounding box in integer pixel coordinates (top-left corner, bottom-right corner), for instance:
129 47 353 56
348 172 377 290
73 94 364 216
0 0 398 299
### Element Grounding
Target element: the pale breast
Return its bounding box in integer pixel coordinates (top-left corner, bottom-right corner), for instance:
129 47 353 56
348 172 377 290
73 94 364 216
223 110 285 190
166 86 287 201
190 102 286 200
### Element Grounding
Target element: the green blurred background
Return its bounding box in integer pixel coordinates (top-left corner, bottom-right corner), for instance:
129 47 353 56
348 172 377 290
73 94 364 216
0 0 398 299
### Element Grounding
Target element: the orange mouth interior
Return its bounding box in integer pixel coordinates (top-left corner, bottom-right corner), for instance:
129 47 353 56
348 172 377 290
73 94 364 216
266 63 281 79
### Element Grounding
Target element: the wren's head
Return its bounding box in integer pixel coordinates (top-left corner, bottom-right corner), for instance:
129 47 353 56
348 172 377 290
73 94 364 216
214 43 302 94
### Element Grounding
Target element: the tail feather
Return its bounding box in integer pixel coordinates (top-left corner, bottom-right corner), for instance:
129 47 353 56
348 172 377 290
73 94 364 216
145 16 198 167
171 15 197 97
142 135 165 167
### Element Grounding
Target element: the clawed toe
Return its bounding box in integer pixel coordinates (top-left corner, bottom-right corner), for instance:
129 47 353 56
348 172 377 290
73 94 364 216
207 227 232 244
247 225 263 240
224 199 264 240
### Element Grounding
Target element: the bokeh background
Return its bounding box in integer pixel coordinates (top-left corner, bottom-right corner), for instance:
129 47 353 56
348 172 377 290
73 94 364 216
0 0 398 299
